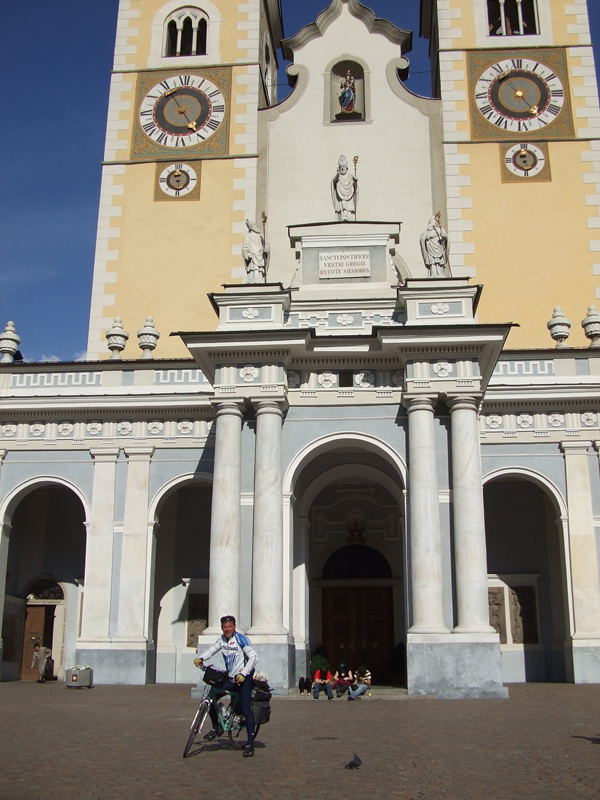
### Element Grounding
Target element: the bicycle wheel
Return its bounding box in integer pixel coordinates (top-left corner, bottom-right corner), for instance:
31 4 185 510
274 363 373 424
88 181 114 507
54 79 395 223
228 715 261 750
183 701 211 758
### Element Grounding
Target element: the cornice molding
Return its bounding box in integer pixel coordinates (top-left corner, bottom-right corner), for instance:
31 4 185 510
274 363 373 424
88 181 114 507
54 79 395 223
281 0 411 61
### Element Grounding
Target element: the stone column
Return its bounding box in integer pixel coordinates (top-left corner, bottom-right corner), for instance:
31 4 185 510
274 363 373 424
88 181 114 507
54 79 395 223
448 397 495 633
563 442 600 637
204 402 243 634
406 397 448 633
115 447 154 641
248 401 287 634
79 448 120 642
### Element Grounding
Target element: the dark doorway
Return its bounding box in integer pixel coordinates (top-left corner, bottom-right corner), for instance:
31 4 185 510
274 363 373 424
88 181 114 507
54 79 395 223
320 544 394 683
322 585 394 684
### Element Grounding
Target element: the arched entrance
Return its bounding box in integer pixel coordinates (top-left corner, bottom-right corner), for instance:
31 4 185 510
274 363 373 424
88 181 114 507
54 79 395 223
21 578 65 681
2 483 86 681
320 544 396 683
484 474 571 682
151 476 212 684
287 435 406 687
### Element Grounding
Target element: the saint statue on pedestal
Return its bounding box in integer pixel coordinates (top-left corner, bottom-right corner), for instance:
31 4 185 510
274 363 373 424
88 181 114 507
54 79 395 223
331 155 358 221
420 213 449 277
242 219 269 284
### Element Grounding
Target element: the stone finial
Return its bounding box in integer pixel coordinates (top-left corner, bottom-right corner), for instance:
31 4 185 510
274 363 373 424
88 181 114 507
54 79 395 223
582 305 600 348
0 321 21 363
137 316 160 359
547 307 571 348
105 317 129 360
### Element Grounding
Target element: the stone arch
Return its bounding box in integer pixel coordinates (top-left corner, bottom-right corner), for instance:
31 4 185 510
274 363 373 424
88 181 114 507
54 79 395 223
1 480 87 682
284 431 406 497
286 432 406 685
148 471 213 526
321 543 393 579
482 466 572 683
483 465 567 519
0 476 90 529
148 472 213 684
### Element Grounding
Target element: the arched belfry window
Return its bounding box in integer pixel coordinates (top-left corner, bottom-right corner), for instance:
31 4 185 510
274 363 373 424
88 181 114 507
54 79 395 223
488 0 539 36
164 7 208 57
329 60 365 123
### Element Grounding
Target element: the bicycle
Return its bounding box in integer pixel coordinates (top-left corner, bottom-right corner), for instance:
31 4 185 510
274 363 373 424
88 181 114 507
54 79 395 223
183 671 261 758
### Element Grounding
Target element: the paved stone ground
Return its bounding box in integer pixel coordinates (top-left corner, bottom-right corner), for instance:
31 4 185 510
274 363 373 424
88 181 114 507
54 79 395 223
1 681 600 799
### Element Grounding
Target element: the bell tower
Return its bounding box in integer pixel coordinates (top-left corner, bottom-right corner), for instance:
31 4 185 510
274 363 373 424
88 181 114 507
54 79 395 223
86 0 283 359
422 0 600 347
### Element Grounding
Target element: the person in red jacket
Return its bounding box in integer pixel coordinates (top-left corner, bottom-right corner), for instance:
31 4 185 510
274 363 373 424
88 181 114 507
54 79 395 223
312 667 334 701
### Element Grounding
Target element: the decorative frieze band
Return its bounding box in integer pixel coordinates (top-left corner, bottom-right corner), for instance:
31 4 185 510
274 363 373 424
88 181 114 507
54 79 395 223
480 410 598 436
0 417 214 445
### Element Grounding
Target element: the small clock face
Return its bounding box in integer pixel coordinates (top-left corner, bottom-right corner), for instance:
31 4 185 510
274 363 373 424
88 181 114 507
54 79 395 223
158 163 197 197
139 74 226 148
504 143 546 177
475 57 565 133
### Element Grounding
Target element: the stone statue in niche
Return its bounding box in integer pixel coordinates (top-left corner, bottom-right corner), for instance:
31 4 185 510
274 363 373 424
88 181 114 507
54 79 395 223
420 212 449 277
187 593 208 648
488 587 507 644
339 70 356 113
242 218 269 284
331 155 358 221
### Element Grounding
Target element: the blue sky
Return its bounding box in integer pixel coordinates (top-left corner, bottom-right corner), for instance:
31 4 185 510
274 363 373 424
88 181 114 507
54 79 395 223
1 1 599 362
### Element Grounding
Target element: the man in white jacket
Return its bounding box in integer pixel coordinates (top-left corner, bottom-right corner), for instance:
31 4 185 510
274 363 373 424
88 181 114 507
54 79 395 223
195 614 258 757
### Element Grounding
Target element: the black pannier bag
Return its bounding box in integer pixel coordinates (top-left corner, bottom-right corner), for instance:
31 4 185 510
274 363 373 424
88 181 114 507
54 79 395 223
203 666 228 688
251 684 272 724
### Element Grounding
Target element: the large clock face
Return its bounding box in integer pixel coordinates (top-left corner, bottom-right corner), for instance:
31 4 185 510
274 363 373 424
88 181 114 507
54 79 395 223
139 74 226 148
474 57 566 134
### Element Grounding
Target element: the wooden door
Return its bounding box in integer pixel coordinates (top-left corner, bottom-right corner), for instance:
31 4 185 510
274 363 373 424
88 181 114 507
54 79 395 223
322 586 394 684
20 606 46 680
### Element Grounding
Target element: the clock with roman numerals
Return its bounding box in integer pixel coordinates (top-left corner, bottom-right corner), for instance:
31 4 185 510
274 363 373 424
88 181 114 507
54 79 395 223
468 51 573 141
139 74 226 148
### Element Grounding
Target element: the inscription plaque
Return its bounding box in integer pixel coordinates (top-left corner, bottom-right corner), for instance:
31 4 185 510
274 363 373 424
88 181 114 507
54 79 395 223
319 250 371 279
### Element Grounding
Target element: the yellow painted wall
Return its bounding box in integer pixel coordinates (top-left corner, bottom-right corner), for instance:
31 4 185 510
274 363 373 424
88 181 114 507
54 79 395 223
91 2 264 358
461 141 597 348
107 159 241 359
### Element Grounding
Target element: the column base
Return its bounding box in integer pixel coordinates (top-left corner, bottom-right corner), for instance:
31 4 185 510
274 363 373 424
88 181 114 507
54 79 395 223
453 624 497 635
75 641 155 685
408 624 451 634
246 625 288 636
572 639 600 683
407 633 508 699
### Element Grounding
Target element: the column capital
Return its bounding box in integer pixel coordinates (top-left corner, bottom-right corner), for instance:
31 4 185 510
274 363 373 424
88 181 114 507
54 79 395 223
90 447 121 462
211 400 245 419
0 449 7 465
560 441 593 454
447 396 480 413
403 395 436 414
0 522 12 538
253 399 285 418
124 446 155 460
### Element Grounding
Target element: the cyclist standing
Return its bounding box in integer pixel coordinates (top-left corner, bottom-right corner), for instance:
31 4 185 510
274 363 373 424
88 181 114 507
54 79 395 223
194 614 258 758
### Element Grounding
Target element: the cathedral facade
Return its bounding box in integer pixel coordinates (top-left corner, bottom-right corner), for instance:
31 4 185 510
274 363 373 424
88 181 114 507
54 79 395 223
2 0 600 697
